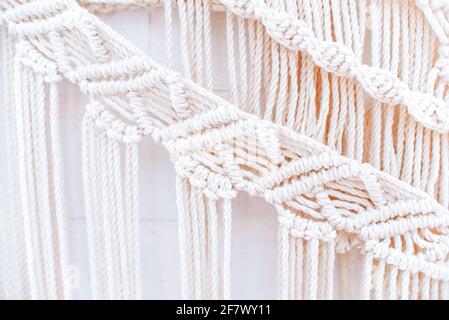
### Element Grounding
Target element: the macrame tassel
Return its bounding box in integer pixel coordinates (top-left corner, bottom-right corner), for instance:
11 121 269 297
277 222 335 300
175 176 232 299
82 113 141 299
12 48 70 299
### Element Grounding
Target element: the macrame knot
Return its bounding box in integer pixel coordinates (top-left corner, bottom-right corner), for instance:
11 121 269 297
167 74 192 119
175 156 236 200
309 39 358 77
5 4 83 38
364 239 449 281
86 101 144 143
278 208 336 241
16 40 64 83
261 10 313 51
406 92 449 132
3 0 70 25
357 65 406 105
258 122 282 165
335 232 361 253
223 0 255 18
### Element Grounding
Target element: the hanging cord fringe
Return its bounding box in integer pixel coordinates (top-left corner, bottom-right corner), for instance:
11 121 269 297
175 176 232 299
277 210 335 300
0 26 31 299
81 112 142 299
11 49 71 299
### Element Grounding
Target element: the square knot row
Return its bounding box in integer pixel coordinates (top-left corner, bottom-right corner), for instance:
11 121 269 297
277 207 336 241
175 156 236 200
86 101 148 143
4 0 83 38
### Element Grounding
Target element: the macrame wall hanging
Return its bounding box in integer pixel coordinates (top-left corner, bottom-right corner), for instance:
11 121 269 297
1 0 449 300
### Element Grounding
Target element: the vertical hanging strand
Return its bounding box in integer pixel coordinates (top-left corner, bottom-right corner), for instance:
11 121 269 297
101 133 122 298
194 0 204 87
176 176 191 299
202 0 214 91
287 237 297 299
285 0 300 130
111 140 130 298
386 236 401 299
26 70 49 298
206 197 219 299
430 279 439 300
410 6 426 192
420 275 430 300
84 120 120 299
368 0 383 169
247 19 263 116
222 198 232 300
164 0 175 70
322 240 335 299
399 233 413 300
324 0 341 150
351 0 366 162
0 193 5 299
440 134 449 208
237 17 249 110
2 29 28 299
176 176 226 299
330 0 347 153
360 254 373 299
277 224 289 299
14 55 45 299
124 143 142 299
189 187 204 299
82 114 104 299
261 25 272 117
373 240 388 299
410 272 420 300
396 0 410 180
314 0 332 142
304 239 319 299
299 0 317 136
400 1 417 186
399 269 411 300
294 238 304 300
32 73 58 299
82 114 142 300
48 81 70 299
178 0 193 79
226 11 239 105
0 28 12 299
381 0 394 175
187 0 198 82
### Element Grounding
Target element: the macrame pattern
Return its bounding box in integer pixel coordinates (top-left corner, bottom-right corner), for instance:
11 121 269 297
1 0 449 300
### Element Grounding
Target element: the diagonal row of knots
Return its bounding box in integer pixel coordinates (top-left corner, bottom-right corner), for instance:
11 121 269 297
158 108 449 279
2 0 449 132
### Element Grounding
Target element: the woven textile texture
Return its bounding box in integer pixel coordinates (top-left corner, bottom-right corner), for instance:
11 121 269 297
1 0 449 300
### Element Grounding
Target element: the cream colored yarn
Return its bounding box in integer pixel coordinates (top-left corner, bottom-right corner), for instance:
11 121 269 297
1 0 449 300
